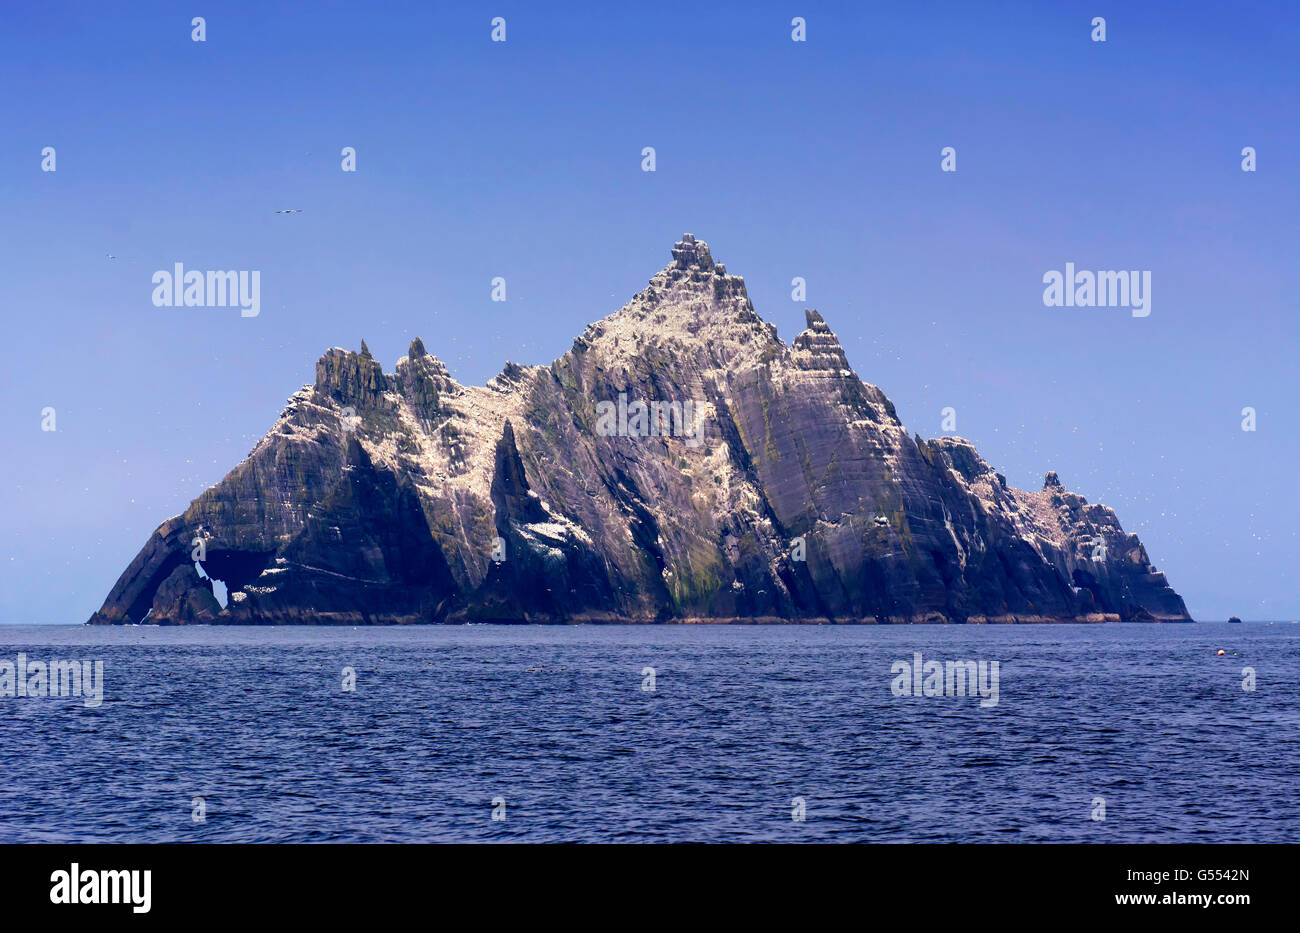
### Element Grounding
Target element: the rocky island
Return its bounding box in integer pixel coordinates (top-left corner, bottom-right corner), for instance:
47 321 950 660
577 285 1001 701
89 235 1191 624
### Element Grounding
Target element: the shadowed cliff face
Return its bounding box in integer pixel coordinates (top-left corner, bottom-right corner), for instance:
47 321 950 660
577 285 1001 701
88 234 1191 624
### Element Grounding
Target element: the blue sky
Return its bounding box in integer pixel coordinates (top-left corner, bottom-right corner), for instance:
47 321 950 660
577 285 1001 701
2 0 1296 622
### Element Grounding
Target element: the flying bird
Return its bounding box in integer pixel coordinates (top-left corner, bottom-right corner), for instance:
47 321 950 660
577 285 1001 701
275 209 303 214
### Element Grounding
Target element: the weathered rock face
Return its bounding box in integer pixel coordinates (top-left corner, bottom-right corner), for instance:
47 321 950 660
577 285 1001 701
88 234 1191 624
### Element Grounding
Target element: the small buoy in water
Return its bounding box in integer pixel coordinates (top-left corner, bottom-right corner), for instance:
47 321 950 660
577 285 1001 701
1216 649 1226 656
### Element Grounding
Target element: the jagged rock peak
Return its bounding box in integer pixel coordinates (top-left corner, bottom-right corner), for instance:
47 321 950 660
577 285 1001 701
671 233 714 271
646 233 748 303
804 309 831 332
360 339 372 359
395 336 456 416
398 337 452 377
931 436 996 485
592 234 764 358
314 345 388 406
487 360 532 392
792 308 849 370
1044 471 1062 489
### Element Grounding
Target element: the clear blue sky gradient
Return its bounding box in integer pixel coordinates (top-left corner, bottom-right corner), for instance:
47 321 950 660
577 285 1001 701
2 1 1296 622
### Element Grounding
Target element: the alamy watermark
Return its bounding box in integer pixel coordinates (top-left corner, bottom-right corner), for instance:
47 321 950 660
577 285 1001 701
1 653 104 707
50 863 150 913
152 263 260 317
1042 263 1150 318
595 393 706 448
890 651 999 707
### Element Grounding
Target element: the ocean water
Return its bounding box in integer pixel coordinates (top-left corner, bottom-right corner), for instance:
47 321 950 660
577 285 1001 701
0 622 1294 843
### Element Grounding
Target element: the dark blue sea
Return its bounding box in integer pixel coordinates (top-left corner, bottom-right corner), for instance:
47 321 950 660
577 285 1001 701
0 623 1294 843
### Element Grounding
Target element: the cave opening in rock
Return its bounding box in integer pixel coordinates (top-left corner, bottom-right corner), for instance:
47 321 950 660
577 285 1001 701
194 562 229 609
196 550 276 612
123 548 277 623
